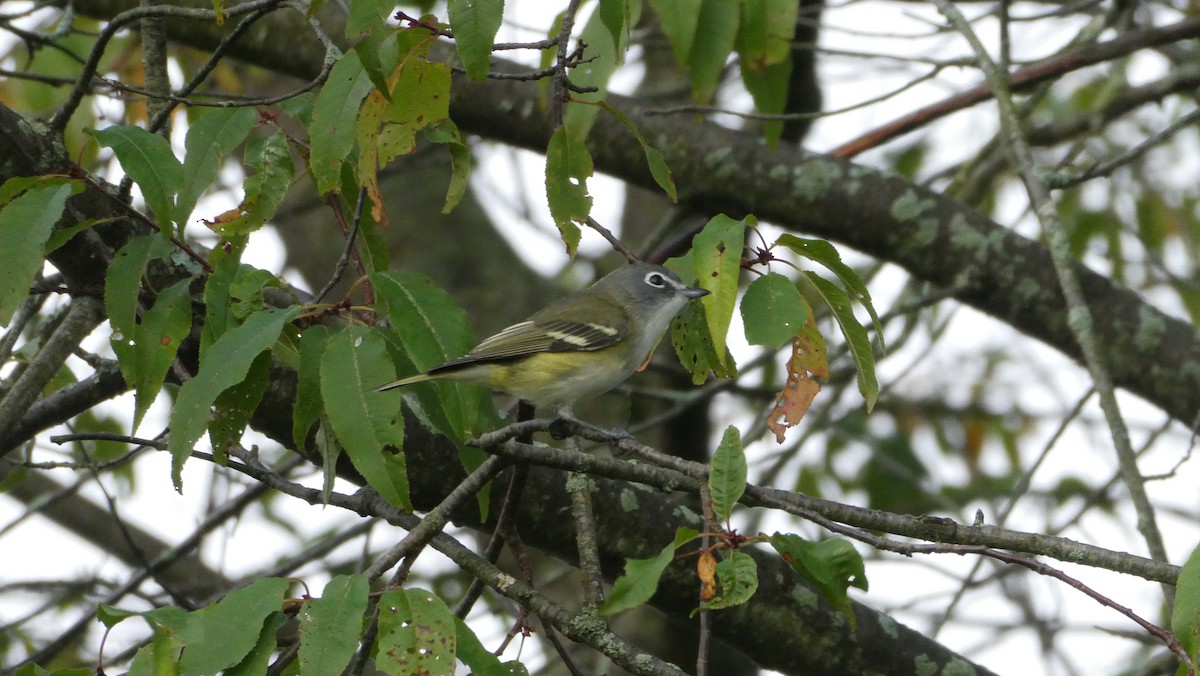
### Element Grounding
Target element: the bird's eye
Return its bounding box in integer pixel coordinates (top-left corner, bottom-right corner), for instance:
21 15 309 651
645 273 666 287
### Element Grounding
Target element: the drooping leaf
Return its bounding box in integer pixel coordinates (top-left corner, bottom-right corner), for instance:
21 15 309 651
104 234 170 338
775 234 885 352
177 107 258 227
310 49 375 195
708 426 746 521
208 350 272 461
738 0 799 68
455 615 529 675
692 214 745 364
647 0 702 68
0 178 78 326
448 0 503 81
88 125 183 231
545 126 593 255
299 574 370 676
109 277 193 432
670 300 737 385
801 272 878 412
372 271 481 440
562 0 643 137
345 0 393 37
293 325 330 451
168 307 301 490
597 101 677 202
423 119 473 213
688 0 739 103
207 130 294 236
320 326 409 510
601 527 701 616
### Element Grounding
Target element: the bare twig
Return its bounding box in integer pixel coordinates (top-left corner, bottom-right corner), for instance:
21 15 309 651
830 14 1200 158
933 0 1171 610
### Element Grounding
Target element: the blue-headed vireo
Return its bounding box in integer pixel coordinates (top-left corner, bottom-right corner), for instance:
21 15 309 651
376 261 709 412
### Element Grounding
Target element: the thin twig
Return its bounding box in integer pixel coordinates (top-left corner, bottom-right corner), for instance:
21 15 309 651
933 0 1171 609
585 217 638 262
314 186 367 304
830 14 1200 158
49 0 285 132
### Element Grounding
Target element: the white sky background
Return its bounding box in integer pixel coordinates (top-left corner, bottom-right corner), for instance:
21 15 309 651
2 1 1199 674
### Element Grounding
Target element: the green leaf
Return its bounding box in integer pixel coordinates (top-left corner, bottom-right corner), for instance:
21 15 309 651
736 0 797 146
199 236 246 354
110 277 193 432
423 120 473 213
562 0 643 137
708 425 746 521
454 616 511 675
692 214 745 364
104 235 170 337
1172 541 1200 670
670 299 737 384
449 0 503 81
545 126 593 256
177 107 258 227
738 55 790 148
801 272 878 412
310 49 375 195
769 533 866 627
210 129 295 236
293 325 330 451
128 626 183 676
209 350 272 460
168 307 301 490
97 603 144 629
741 272 808 348
596 101 677 202
345 0 393 37
775 234 885 351
737 0 798 68
647 0 702 68
225 611 288 676
601 527 701 615
320 326 410 510
598 0 636 53
178 578 290 676
689 0 739 103
0 178 77 326
44 216 116 254
88 125 183 231
373 271 480 439
299 574 370 676
380 55 451 168
375 588 456 675
701 550 758 610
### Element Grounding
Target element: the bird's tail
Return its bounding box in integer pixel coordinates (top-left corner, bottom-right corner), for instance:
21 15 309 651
375 372 434 392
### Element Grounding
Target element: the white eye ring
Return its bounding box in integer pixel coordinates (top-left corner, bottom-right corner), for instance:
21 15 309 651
645 272 667 287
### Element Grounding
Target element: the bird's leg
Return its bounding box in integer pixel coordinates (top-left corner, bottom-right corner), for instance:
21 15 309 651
549 404 590 440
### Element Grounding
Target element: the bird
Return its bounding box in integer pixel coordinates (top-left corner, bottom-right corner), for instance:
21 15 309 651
376 261 709 414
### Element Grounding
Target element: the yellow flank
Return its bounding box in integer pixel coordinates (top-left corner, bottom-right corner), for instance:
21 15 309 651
485 350 634 407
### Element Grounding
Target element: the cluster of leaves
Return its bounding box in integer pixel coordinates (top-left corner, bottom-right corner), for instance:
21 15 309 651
0 1 893 669
603 427 868 624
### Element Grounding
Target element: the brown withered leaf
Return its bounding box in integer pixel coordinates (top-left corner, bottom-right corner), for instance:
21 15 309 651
697 550 718 602
767 320 828 443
